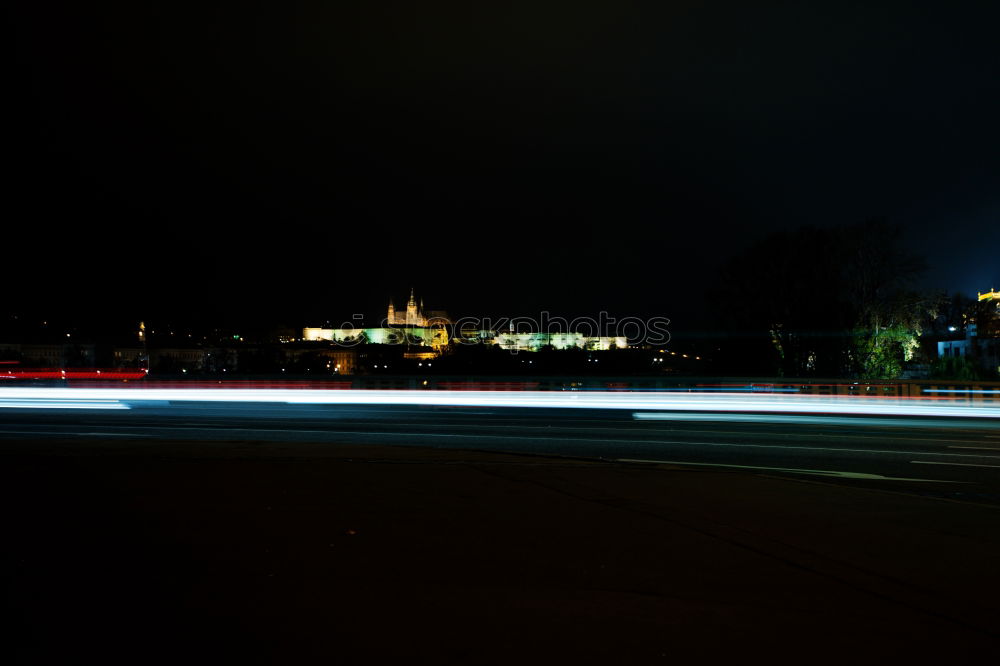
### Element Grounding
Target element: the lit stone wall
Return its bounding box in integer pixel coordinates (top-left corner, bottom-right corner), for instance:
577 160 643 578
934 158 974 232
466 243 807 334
302 328 333 341
492 333 628 351
585 336 629 350
302 328 439 346
304 328 628 350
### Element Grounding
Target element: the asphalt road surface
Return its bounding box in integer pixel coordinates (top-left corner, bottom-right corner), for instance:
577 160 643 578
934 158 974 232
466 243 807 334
4 395 1000 663
2 400 999 503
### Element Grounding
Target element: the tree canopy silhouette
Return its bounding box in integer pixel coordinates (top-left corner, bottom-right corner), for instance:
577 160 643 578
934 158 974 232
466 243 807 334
709 220 934 379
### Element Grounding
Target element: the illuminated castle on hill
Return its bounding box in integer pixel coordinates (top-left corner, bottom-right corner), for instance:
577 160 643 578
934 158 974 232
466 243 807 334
386 288 449 327
387 288 425 327
302 289 627 351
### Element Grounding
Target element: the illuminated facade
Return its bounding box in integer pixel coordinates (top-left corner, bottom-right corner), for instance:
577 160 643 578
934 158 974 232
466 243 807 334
303 327 450 348
303 327 625 352
304 290 628 352
493 332 628 352
977 288 1000 339
386 289 450 327
937 289 1000 375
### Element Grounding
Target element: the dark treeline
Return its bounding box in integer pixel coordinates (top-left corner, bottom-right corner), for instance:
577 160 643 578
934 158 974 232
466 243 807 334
708 219 941 379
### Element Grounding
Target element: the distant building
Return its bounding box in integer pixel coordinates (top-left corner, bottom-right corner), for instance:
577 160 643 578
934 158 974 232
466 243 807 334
937 288 1000 375
303 327 626 353
327 349 357 374
113 347 144 368
305 290 631 354
150 348 207 373
0 343 96 367
977 289 1000 338
937 339 969 358
303 327 450 349
386 288 451 327
281 345 358 374
494 332 628 352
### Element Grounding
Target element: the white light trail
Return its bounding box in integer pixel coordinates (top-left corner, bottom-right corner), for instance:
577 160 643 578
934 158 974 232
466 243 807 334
921 389 1000 394
0 388 997 419
629 413 997 427
0 399 130 410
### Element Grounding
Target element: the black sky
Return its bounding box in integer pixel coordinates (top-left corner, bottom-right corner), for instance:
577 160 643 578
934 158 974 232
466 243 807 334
9 1 999 331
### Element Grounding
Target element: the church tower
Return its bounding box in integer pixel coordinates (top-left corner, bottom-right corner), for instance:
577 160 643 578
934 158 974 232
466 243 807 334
406 287 419 327
387 299 396 326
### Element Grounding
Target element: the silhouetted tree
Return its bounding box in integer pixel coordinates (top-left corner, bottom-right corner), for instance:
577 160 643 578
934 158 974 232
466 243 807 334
709 219 934 379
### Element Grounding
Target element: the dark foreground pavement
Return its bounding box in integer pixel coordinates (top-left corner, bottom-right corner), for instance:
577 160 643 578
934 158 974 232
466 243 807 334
3 438 999 664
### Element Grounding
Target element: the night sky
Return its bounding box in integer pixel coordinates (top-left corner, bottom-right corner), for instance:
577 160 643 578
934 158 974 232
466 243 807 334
10 1 999 332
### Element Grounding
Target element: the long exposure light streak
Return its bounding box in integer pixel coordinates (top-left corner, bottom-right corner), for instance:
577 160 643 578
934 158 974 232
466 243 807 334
921 389 1000 394
0 387 998 419
0 399 130 410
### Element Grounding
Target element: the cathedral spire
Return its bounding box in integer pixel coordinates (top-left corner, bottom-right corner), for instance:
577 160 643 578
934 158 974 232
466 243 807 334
405 288 418 327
